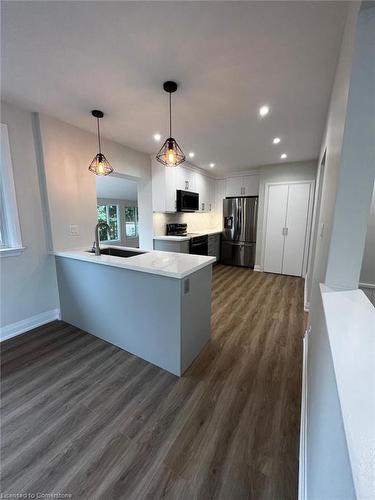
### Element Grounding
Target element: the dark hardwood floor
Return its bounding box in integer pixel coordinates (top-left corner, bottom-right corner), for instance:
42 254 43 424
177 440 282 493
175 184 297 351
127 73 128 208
1 265 306 499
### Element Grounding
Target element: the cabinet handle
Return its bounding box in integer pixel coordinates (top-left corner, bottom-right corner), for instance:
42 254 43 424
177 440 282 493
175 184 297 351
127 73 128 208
185 180 188 190
209 204 212 211
282 227 289 236
202 202 205 211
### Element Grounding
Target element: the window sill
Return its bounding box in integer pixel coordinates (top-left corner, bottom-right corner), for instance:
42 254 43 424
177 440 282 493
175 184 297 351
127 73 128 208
0 246 26 257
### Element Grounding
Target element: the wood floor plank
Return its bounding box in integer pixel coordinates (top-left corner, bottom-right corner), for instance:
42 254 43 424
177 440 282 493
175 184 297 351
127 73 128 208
0 265 305 499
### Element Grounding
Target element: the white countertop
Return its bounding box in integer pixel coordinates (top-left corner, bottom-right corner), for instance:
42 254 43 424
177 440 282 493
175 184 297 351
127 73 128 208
153 229 222 241
153 235 190 242
321 285 375 499
54 245 216 279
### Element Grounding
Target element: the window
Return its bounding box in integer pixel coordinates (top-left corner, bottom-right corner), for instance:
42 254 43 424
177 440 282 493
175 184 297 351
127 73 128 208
0 124 23 256
125 207 138 238
97 204 119 241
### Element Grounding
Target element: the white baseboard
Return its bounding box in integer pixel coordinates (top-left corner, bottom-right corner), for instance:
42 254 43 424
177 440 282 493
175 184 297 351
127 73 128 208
298 328 309 500
254 265 263 272
359 282 375 289
0 308 61 342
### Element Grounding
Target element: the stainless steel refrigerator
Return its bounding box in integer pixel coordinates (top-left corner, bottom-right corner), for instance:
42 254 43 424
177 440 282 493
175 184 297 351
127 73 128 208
221 197 258 267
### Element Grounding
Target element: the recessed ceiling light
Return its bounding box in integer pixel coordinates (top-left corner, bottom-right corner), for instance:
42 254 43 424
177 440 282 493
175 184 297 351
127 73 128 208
280 153 287 159
273 137 281 144
210 163 215 168
153 133 161 142
189 152 195 158
259 105 270 117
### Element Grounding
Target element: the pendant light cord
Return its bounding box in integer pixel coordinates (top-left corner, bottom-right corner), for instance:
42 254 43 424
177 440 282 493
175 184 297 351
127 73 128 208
169 92 172 138
97 117 102 154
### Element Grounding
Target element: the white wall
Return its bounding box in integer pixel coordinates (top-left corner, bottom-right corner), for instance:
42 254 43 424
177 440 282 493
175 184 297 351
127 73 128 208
308 5 360 298
360 182 375 286
324 4 375 290
305 4 375 499
36 113 153 252
255 160 317 269
97 197 139 248
0 102 59 332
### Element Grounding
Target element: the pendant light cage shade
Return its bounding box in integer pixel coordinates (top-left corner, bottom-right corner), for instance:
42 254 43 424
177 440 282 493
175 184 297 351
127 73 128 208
156 81 185 167
89 109 114 176
156 137 186 167
88 152 114 176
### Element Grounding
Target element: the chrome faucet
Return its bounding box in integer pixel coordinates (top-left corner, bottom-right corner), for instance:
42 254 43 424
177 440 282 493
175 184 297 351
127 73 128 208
94 222 110 256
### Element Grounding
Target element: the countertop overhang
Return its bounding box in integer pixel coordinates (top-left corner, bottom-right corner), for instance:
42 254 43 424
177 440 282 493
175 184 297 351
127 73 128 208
153 229 222 242
53 245 216 279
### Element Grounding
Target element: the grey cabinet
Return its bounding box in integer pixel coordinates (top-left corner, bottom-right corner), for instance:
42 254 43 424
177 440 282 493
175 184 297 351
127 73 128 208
208 234 221 262
153 239 190 254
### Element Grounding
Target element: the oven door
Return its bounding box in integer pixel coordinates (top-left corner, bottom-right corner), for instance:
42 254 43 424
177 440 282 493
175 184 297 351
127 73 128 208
189 236 208 255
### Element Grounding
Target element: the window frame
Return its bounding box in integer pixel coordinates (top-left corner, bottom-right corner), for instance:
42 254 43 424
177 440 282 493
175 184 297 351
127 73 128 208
124 206 139 239
96 203 121 243
0 124 24 257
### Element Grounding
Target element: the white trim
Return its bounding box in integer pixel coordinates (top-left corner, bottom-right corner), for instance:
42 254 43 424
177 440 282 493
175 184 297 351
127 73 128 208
261 180 315 277
0 246 26 257
0 123 23 250
298 328 309 500
0 309 61 342
359 282 375 289
304 276 310 312
253 265 263 272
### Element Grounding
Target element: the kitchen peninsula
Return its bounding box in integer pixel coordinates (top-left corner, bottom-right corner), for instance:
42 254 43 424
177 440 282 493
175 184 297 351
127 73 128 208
54 246 215 376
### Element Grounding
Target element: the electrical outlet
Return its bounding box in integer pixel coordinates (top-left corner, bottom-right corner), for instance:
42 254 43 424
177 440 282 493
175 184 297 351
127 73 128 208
69 224 80 236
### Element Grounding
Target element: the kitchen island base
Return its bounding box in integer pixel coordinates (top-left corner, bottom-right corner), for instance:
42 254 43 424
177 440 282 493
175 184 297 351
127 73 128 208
55 256 212 376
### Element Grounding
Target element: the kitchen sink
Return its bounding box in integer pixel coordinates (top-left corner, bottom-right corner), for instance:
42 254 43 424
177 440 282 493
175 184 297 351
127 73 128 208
87 248 146 258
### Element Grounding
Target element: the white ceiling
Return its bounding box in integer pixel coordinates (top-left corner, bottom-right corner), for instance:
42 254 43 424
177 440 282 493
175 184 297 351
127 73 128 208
2 1 348 176
96 175 138 201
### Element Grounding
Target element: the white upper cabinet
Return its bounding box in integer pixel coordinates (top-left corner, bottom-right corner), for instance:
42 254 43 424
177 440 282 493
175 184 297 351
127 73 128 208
152 160 224 213
214 179 226 214
242 175 259 196
195 173 215 212
225 174 260 197
176 166 196 192
225 176 243 197
152 159 177 212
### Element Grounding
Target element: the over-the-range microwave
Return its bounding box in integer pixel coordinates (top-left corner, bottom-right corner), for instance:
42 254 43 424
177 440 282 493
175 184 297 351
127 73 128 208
176 190 199 212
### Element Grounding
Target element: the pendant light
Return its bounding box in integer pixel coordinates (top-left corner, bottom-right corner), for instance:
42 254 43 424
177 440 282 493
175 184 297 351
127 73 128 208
156 81 186 167
89 110 114 176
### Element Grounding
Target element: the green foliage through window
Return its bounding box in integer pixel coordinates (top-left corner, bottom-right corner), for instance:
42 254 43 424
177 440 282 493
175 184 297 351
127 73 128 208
125 207 138 238
97 205 119 241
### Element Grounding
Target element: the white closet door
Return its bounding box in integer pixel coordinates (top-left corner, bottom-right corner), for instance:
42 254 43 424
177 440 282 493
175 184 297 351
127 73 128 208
263 184 288 273
282 183 311 276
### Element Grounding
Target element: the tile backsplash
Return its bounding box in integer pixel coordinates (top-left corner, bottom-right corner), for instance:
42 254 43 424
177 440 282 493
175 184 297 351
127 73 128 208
153 212 222 236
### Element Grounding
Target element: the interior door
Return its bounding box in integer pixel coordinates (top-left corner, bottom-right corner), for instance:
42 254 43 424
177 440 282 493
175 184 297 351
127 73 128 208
263 184 288 274
282 183 311 276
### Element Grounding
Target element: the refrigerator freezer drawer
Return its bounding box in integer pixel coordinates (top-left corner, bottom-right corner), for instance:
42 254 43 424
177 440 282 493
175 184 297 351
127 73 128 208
220 241 256 268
